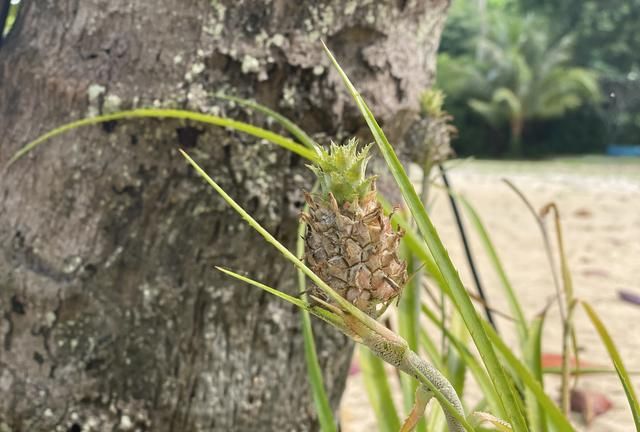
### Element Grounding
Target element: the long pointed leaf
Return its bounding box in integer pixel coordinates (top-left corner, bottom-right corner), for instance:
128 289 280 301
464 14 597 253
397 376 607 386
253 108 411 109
215 94 321 152
422 305 505 420
582 301 640 430
359 346 402 432
480 320 575 431
524 312 548 432
459 196 528 342
7 108 317 168
398 243 427 432
214 266 345 336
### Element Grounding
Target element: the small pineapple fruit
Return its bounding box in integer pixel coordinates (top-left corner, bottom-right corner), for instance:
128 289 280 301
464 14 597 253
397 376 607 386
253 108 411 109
302 138 407 317
405 88 456 167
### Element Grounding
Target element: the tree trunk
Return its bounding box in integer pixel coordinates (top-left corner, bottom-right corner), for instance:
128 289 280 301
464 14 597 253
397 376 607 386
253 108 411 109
510 116 524 156
0 1 448 431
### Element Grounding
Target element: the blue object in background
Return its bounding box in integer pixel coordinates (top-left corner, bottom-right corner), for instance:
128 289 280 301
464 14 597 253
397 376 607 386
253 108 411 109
607 145 640 156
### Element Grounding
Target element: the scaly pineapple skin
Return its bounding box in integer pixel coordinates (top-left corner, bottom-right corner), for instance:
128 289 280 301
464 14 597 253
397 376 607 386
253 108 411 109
303 184 407 317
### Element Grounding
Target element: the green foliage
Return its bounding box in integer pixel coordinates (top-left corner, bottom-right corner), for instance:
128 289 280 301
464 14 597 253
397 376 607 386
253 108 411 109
5 108 317 169
520 0 640 75
518 0 640 145
582 301 640 429
1 0 20 38
359 347 402 432
439 11 600 156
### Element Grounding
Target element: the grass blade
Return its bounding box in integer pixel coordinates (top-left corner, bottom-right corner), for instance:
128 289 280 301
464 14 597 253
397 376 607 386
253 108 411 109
215 94 321 152
7 108 317 168
524 311 548 432
216 267 307 309
472 412 512 431
323 41 529 432
540 203 578 415
543 367 640 376
398 242 427 432
214 266 343 328
296 207 337 432
422 305 506 419
440 166 497 330
503 180 564 318
359 346 402 432
459 196 528 342
446 311 469 395
582 301 640 430
419 329 447 372
479 320 576 431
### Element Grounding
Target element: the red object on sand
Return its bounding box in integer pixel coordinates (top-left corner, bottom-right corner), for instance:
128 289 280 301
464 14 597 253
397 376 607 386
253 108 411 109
541 353 599 369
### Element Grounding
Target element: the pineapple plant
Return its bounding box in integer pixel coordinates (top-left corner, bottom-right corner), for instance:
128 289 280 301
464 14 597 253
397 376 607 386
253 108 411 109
405 89 457 168
302 138 408 318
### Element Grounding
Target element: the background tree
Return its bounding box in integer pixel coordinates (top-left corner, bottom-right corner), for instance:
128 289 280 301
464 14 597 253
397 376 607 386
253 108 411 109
465 15 600 154
519 0 640 145
0 1 449 431
438 4 602 156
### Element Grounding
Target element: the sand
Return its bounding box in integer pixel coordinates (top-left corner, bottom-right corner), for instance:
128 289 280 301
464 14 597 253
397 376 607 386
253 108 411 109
340 157 640 431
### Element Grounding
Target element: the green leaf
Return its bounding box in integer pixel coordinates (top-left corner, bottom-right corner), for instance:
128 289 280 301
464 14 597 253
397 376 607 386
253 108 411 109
543 367 640 376
359 346 402 432
524 312 548 432
7 108 317 168
216 266 308 310
458 196 528 342
398 242 427 432
419 328 447 372
446 311 469 396
480 320 575 431
323 40 530 432
422 305 506 420
582 301 640 430
215 94 321 152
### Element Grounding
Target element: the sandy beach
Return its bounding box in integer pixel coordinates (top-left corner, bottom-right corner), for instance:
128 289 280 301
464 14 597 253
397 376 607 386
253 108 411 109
340 157 640 432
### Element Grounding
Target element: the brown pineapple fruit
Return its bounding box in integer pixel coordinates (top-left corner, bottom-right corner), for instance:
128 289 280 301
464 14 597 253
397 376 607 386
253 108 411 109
302 139 407 317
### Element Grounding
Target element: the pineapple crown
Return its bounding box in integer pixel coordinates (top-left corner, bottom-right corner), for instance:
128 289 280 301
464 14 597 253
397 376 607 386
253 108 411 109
307 138 375 204
420 88 445 118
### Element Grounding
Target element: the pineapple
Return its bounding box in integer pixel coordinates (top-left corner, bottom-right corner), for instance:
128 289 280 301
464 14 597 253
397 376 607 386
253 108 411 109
302 138 407 317
404 89 457 168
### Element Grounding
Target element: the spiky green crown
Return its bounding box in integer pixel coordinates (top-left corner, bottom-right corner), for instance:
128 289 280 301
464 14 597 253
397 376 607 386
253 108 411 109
308 138 375 204
420 88 445 117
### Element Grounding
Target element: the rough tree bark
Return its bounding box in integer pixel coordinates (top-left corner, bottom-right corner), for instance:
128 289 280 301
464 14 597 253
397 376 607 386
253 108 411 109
0 1 448 431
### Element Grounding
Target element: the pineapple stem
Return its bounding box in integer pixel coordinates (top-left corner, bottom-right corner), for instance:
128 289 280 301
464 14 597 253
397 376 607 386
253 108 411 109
344 316 467 431
402 351 466 432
